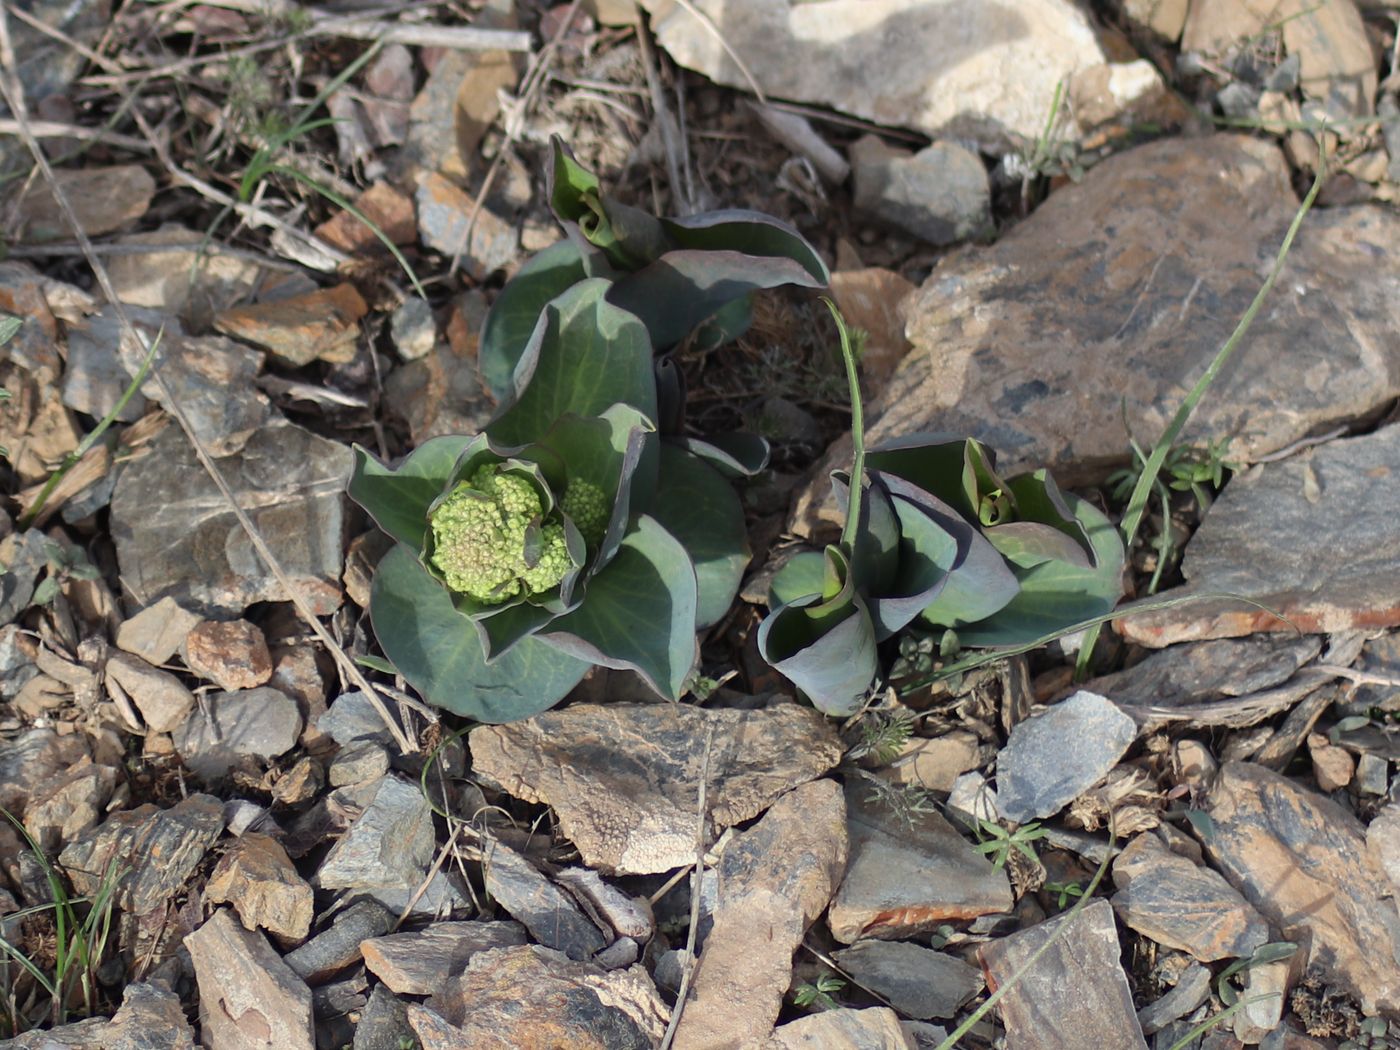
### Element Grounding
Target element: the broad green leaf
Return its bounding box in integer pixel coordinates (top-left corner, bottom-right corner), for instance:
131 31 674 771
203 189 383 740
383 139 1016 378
757 547 876 716
0 314 22 346
867 435 1005 525
866 485 964 639
478 240 591 400
608 249 828 350
370 544 587 721
832 471 901 597
349 435 477 548
663 210 829 285
1006 470 1094 561
548 137 667 268
539 515 699 700
691 293 754 351
649 446 750 629
954 491 1125 648
768 550 827 609
488 279 658 447
985 521 1093 570
678 432 770 478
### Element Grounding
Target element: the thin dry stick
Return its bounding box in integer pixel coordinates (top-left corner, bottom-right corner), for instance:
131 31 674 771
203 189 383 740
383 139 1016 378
659 725 715 1050
0 28 417 755
0 118 150 152
634 13 690 215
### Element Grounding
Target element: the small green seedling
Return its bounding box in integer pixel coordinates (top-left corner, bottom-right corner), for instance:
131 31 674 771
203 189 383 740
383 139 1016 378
971 818 1048 870
1215 941 1298 1007
1043 880 1085 910
792 974 845 1012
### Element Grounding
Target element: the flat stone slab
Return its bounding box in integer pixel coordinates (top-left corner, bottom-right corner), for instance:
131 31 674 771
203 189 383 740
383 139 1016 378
638 0 1127 150
979 899 1148 1050
173 686 302 780
792 135 1400 538
673 780 847 1050
2 981 195 1049
410 944 667 1049
316 775 435 890
831 940 982 1020
203 832 314 942
187 908 314 1050
60 793 224 915
1203 761 1400 1013
1110 831 1268 962
767 1007 917 1050
1121 425 1400 646
469 702 843 875
362 921 529 994
995 691 1138 823
112 418 351 617
828 780 1011 943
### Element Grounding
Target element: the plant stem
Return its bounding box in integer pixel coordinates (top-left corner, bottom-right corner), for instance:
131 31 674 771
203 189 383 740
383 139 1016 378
824 298 865 557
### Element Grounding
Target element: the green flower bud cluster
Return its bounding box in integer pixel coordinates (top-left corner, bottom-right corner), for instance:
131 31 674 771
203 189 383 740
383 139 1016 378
429 467 570 604
560 478 608 547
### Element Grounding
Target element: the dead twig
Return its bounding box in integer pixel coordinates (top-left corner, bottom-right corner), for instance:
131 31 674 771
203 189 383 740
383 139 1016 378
0 118 150 152
0 15 418 755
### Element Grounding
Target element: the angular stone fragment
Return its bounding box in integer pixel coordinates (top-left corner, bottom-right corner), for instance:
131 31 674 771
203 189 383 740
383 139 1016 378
353 983 415 1050
1204 762 1400 1013
316 775 434 890
1307 732 1355 792
187 908 314 1050
885 731 982 793
767 1007 916 1049
313 182 417 256
105 651 196 734
106 223 267 323
410 944 667 1049
979 900 1147 1050
1 980 195 1049
283 900 395 985
15 165 155 242
204 833 314 941
1125 426 1400 646
111 419 351 617
214 283 368 366
469 702 843 874
0 728 87 815
383 291 496 444
183 619 273 691
1085 635 1323 709
638 0 1122 150
1111 831 1268 962
831 940 982 1020
792 136 1400 537
673 780 847 1049
995 691 1137 823
829 780 1011 943
850 136 990 246
362 920 529 993
329 740 390 787
23 759 117 851
483 838 606 962
1366 803 1400 898
115 597 204 666
173 686 302 780
59 793 224 914
414 173 518 281
1137 963 1211 1036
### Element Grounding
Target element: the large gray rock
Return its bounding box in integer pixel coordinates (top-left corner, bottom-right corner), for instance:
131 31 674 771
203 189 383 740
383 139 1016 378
173 686 302 780
828 780 1011 943
111 418 351 617
187 908 314 1050
995 691 1138 823
637 0 1146 150
979 899 1147 1050
831 940 981 1020
482 838 607 963
850 136 990 246
1 981 195 1049
1203 762 1400 1014
470 702 843 875
792 135 1400 537
316 775 434 890
1121 425 1400 646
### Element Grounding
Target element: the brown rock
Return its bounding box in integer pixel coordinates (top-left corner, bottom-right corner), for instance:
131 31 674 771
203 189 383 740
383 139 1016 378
1119 426 1400 647
673 780 847 1049
791 136 1400 537
0 727 87 815
828 779 1011 943
382 291 495 444
14 165 155 242
312 181 416 255
1366 804 1400 898
362 921 529 994
979 899 1147 1050
105 650 196 733
766 1007 916 1049
183 619 273 691
60 793 224 915
115 596 204 666
1307 732 1355 792
23 759 117 852
1 981 195 1049
1203 762 1400 1013
828 268 915 387
411 944 667 1049
1110 831 1269 962
469 702 844 875
214 283 368 366
1121 0 1187 40
204 833 314 942
883 731 982 793
187 908 314 1050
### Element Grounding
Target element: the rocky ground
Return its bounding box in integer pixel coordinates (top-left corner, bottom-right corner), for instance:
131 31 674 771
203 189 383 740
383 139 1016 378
2 0 1400 1048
